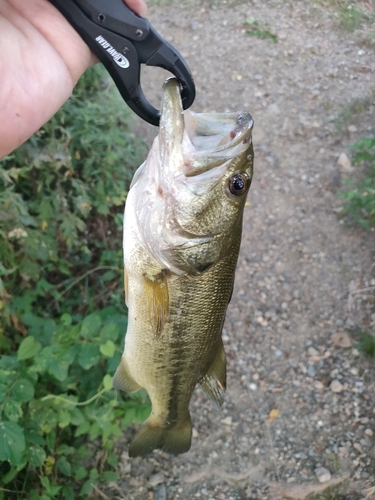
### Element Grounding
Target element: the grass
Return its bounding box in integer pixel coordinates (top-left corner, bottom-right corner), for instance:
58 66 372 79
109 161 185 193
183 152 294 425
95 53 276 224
334 89 375 133
244 17 278 43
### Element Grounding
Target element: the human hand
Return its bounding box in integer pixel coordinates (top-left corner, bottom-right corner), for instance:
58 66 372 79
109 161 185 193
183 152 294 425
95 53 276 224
0 0 147 158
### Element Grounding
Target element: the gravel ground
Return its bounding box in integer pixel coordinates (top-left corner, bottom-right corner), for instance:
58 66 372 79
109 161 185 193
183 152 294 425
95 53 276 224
105 1 375 498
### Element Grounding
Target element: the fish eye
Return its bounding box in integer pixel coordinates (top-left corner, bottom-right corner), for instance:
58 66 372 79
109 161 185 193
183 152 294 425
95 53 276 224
228 173 250 196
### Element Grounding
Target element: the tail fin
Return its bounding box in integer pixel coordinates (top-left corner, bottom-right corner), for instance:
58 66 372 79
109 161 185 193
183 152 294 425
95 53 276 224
128 416 192 457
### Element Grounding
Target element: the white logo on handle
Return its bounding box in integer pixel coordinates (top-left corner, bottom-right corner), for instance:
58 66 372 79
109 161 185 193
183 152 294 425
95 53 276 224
95 35 129 68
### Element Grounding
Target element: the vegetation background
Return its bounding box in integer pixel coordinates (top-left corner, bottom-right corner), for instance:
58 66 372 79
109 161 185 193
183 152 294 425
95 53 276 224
0 66 151 499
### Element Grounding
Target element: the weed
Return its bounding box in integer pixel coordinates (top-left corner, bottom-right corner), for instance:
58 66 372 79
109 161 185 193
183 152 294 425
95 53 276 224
0 65 149 498
339 135 375 228
338 5 364 31
356 329 375 358
244 17 278 43
334 92 375 133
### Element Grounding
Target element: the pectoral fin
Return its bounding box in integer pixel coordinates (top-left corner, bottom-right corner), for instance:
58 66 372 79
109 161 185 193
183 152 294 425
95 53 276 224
199 339 226 409
113 358 142 393
145 272 169 338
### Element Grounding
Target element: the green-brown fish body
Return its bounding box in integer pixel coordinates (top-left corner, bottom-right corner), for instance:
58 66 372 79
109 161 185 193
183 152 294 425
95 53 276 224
114 78 254 457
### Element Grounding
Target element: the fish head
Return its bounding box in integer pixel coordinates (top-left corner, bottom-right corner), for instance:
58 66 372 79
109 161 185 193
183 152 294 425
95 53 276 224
131 78 254 275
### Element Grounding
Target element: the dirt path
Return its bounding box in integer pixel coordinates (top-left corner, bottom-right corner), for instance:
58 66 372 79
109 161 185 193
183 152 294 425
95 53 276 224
108 1 375 498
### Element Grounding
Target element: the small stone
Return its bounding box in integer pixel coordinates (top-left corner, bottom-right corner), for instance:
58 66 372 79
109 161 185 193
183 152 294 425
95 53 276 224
314 380 324 390
308 347 319 356
348 125 357 133
338 446 349 457
154 483 167 500
337 152 353 172
221 416 233 426
190 21 199 30
365 428 374 437
315 467 331 483
249 383 257 391
353 443 363 453
267 103 280 114
149 472 164 487
331 331 352 348
330 380 344 393
328 169 341 189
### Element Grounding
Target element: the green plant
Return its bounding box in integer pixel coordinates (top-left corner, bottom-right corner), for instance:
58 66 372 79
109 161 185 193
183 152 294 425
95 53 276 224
0 309 150 500
356 330 375 358
339 136 375 228
338 4 364 31
244 17 278 43
0 65 150 498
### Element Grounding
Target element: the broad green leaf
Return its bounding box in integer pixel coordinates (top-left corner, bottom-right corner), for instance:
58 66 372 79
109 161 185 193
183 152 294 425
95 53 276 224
135 403 151 423
103 374 113 392
2 466 20 484
0 368 17 383
17 336 42 361
89 468 99 480
25 428 45 446
121 407 136 428
106 351 121 373
75 420 90 437
100 340 116 358
69 407 85 426
0 421 26 465
80 313 101 339
61 486 74 500
0 355 18 370
0 385 7 401
57 456 72 476
78 344 100 370
100 323 119 342
11 378 35 402
107 451 118 467
49 361 69 382
80 479 95 496
101 470 118 482
46 430 56 451
4 399 23 422
58 410 71 428
74 466 88 480
60 313 72 327
89 422 101 440
48 346 76 381
28 445 46 466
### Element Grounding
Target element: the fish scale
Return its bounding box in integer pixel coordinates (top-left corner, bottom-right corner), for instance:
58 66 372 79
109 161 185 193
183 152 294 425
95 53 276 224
113 78 254 457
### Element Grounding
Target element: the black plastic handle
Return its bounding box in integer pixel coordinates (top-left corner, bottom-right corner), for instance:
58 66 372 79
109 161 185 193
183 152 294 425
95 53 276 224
48 0 195 125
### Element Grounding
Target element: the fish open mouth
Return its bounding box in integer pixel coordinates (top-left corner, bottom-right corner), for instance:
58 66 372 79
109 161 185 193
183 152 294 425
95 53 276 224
186 110 253 152
159 79 253 178
181 109 254 178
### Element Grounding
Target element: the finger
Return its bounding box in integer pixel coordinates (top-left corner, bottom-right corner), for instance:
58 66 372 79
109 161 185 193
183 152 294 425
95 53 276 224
124 0 147 17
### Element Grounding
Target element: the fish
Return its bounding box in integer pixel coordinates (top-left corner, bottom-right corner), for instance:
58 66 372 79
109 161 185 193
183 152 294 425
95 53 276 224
113 78 254 457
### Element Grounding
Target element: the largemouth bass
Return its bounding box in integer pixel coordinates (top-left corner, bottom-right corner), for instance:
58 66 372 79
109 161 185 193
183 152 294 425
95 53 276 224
114 78 254 457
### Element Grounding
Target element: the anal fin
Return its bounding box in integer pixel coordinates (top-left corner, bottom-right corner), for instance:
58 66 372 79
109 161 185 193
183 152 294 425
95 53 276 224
199 339 226 409
113 358 142 393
